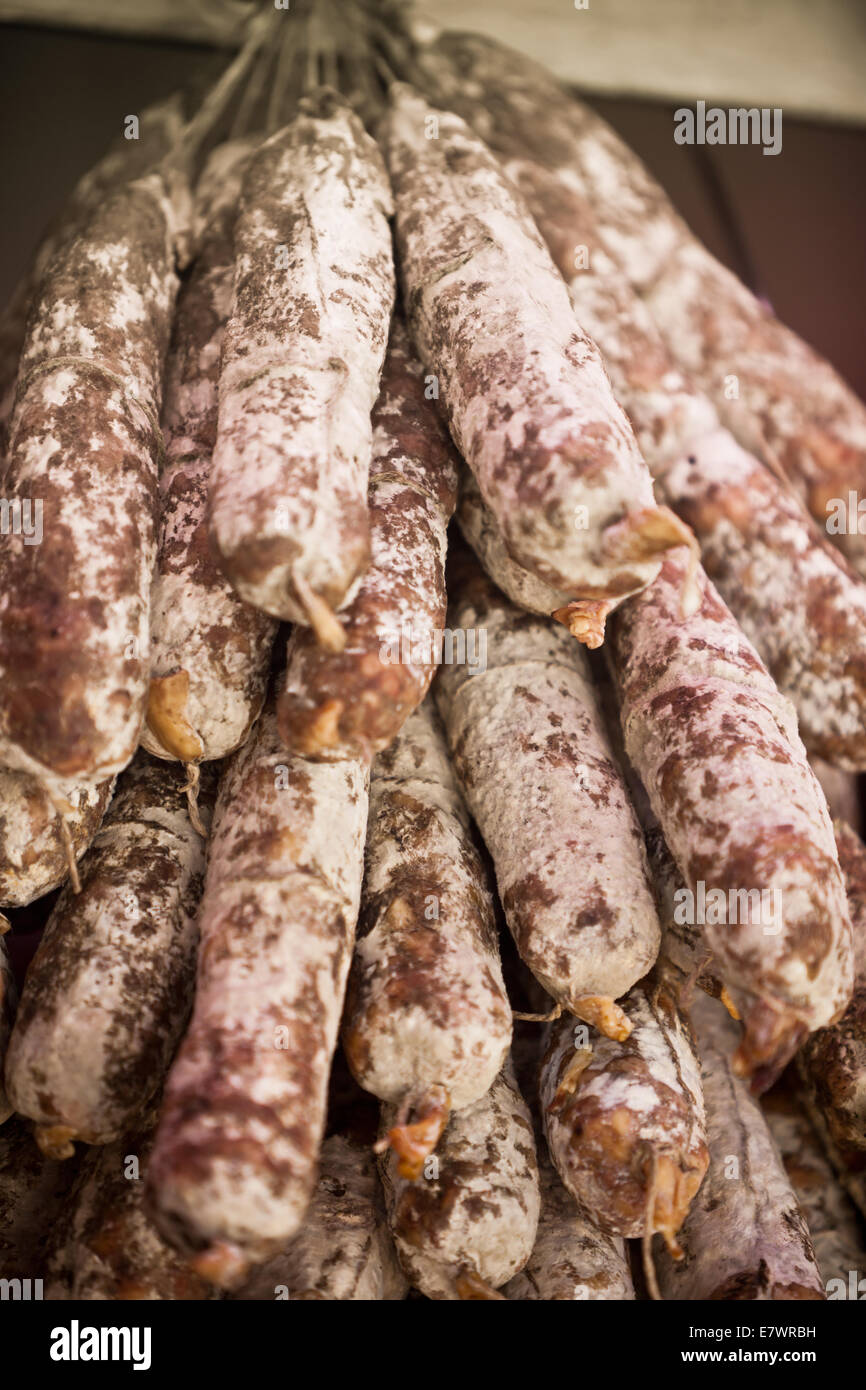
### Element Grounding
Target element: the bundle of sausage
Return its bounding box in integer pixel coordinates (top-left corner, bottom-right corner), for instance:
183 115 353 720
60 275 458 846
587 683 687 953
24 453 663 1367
402 27 866 773
2 3 865 1307
412 28 866 580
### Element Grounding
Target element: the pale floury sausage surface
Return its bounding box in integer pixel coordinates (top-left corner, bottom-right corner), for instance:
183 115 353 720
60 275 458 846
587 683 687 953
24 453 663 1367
232 1136 407 1301
656 994 824 1300
642 239 866 579
499 156 866 770
435 555 660 1039
540 974 708 1251
342 699 511 1168
147 705 369 1284
503 1150 635 1301
590 658 729 1008
379 1062 540 1299
384 83 691 644
457 468 573 619
609 547 854 1085
277 313 459 759
659 435 866 772
0 95 184 462
0 769 114 908
144 139 277 765
4 755 213 1155
208 90 394 630
0 164 190 794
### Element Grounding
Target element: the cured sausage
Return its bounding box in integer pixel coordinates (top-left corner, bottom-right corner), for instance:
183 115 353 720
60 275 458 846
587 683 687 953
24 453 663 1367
0 161 191 795
642 239 866 580
208 90 394 634
0 769 114 907
4 754 214 1155
147 702 369 1284
0 94 184 463
383 82 693 645
457 468 573 619
379 1061 540 1299
762 1082 866 1292
656 993 824 1300
232 1135 407 1300
0 29 269 733
503 1150 635 1301
589 652 732 1011
144 138 277 766
496 154 866 770
435 551 660 1038
277 312 459 758
0 119 185 887
608 546 854 1086
657 434 866 771
342 698 512 1171
0 23 268 790
540 972 708 1257
415 29 866 579
47 1115 215 1300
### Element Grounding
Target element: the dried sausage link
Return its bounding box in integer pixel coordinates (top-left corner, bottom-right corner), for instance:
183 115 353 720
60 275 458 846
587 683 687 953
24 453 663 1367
4 754 214 1153
656 993 824 1300
383 82 692 642
342 698 512 1165
379 1062 540 1299
147 702 369 1284
608 547 854 1086
232 1136 407 1301
0 163 191 792
540 973 708 1250
435 552 661 1037
277 312 458 758
144 138 277 765
208 90 394 630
